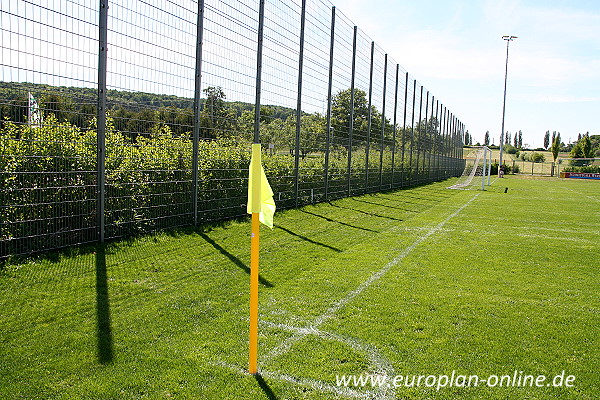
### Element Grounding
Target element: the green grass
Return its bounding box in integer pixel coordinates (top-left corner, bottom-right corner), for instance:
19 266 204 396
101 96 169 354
1 176 598 399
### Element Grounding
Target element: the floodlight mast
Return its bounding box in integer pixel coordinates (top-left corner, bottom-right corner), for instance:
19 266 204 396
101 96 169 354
498 35 517 176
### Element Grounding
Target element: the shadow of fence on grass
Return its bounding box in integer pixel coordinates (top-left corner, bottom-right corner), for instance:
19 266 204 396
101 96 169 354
350 197 418 213
299 209 379 233
197 232 274 288
95 245 113 364
276 225 342 253
329 203 403 221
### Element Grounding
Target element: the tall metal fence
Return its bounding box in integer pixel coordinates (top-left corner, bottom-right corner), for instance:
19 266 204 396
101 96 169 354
0 0 465 258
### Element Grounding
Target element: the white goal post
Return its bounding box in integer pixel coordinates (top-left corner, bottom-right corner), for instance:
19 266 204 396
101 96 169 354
448 146 492 190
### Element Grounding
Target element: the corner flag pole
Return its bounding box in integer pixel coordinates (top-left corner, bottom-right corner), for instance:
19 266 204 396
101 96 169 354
247 145 275 375
249 145 261 375
249 0 265 375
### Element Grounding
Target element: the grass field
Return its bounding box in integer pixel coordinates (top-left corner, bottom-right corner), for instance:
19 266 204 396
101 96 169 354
1 176 598 399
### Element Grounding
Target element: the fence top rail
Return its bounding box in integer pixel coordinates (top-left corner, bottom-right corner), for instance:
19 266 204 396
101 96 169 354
558 158 600 162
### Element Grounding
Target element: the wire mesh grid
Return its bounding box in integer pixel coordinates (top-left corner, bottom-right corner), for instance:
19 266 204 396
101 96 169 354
1 0 99 257
1 0 466 258
324 9 353 201
103 0 197 239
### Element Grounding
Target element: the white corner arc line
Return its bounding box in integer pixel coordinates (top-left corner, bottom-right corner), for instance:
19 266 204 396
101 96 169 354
261 320 394 378
212 360 378 399
261 321 395 399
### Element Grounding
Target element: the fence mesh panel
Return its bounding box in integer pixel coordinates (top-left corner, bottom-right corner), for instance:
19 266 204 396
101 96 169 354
1 0 466 258
1 0 99 256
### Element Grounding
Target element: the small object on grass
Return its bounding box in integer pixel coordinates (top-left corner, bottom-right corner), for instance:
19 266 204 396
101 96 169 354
504 187 508 193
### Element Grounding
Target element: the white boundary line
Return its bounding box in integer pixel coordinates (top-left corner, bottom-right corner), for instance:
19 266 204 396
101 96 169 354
562 186 600 203
216 192 481 399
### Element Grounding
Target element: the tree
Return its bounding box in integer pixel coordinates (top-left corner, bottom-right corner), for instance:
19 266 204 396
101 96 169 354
425 117 443 154
200 86 234 139
543 130 550 150
513 131 518 148
503 144 517 154
550 135 561 176
551 131 561 147
330 88 389 149
130 108 158 138
531 152 545 163
589 133 600 156
505 132 511 146
571 134 594 160
484 131 490 146
570 141 583 158
295 114 325 159
42 93 74 123
154 105 193 137
518 131 523 149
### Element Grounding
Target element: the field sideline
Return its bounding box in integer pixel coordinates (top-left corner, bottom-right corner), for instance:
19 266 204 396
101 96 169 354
0 176 598 399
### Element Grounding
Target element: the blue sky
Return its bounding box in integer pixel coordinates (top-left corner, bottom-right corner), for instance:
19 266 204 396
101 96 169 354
4 0 598 149
338 0 600 148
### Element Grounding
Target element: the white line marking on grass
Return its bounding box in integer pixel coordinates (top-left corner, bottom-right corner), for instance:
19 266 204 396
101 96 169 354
264 193 480 365
517 233 597 243
260 323 395 400
212 360 378 399
216 193 480 400
562 186 600 203
262 320 394 377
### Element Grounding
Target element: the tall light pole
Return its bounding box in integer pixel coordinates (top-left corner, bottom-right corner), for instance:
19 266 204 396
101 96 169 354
499 35 517 175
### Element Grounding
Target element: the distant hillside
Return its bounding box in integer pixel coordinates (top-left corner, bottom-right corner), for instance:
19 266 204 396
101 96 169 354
0 82 296 133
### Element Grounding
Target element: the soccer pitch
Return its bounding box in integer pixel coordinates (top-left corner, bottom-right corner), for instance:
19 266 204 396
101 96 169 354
1 176 598 399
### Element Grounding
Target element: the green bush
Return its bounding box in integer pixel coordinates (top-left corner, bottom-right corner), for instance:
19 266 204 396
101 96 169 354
531 152 545 163
490 162 520 175
563 165 600 173
1 117 462 255
519 151 545 163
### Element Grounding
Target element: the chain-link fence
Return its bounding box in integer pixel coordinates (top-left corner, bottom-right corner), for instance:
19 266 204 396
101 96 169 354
1 0 466 258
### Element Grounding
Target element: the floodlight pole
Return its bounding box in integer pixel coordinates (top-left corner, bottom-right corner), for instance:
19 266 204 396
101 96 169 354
499 35 517 176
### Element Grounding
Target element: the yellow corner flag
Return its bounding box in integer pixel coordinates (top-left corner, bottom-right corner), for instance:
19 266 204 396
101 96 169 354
247 143 275 375
247 143 276 228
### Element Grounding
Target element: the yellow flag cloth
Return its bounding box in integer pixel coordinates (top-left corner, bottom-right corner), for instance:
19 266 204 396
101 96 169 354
247 144 275 228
